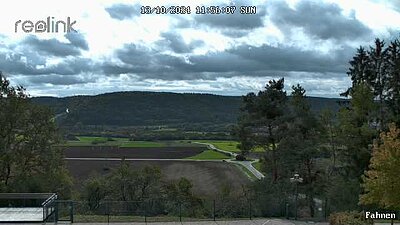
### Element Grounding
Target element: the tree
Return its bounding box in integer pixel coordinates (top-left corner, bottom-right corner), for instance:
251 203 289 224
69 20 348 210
337 83 378 178
344 37 400 129
237 78 288 181
0 72 72 196
360 123 400 210
278 84 324 217
384 39 400 125
84 176 108 210
164 177 202 217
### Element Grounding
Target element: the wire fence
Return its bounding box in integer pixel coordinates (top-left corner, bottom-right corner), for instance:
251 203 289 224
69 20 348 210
48 196 327 223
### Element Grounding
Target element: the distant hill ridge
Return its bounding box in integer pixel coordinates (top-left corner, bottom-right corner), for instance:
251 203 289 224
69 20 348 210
32 91 343 126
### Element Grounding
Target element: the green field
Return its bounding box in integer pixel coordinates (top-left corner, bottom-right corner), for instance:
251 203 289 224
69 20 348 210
252 161 262 172
187 150 230 160
192 140 264 153
120 141 165 147
233 164 257 181
64 136 182 147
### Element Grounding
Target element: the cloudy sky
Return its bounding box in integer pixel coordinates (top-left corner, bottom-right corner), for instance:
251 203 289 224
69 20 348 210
0 0 399 97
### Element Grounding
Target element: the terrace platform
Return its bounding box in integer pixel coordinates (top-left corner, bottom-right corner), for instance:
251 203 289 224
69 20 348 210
0 207 43 222
0 193 57 223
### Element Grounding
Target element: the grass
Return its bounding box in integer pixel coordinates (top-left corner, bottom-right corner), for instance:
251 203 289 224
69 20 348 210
233 163 257 181
193 140 241 152
63 136 177 147
192 140 264 153
120 141 165 147
186 150 230 160
252 161 262 172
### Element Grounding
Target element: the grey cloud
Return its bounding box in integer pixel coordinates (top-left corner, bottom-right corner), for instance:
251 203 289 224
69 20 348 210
0 50 94 76
227 44 353 73
65 32 89 50
0 52 43 75
221 30 249 38
27 75 89 85
22 34 88 57
269 1 372 41
109 44 191 76
105 4 140 20
106 41 355 81
43 57 94 75
157 32 204 53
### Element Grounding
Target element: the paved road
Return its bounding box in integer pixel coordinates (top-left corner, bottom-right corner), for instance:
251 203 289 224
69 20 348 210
228 159 265 180
193 142 265 180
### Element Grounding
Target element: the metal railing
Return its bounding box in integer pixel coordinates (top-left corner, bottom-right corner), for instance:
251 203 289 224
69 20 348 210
42 193 57 221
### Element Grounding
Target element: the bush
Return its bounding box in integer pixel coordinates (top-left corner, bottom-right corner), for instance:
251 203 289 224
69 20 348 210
235 154 246 161
329 211 373 225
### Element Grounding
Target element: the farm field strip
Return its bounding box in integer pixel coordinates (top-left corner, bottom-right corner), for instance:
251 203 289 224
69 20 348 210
66 160 251 197
65 157 225 162
190 140 264 153
64 146 205 159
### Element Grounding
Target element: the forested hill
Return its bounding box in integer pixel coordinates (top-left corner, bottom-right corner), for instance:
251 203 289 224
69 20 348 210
32 91 343 126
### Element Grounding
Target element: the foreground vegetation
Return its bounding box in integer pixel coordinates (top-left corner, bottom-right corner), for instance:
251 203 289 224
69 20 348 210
234 37 400 221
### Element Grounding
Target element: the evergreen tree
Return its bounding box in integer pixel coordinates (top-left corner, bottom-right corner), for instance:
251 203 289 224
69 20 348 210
237 78 287 182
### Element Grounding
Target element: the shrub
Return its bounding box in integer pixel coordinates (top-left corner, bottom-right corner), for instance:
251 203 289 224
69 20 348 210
235 154 246 161
329 211 373 225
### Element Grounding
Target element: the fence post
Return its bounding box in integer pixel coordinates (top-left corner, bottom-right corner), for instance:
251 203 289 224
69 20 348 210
107 201 110 224
54 201 58 224
213 200 216 221
249 201 252 220
179 202 182 222
70 201 74 223
144 201 147 223
324 197 328 221
286 202 289 219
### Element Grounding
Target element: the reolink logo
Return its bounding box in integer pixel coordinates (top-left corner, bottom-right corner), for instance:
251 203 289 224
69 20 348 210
15 17 77 33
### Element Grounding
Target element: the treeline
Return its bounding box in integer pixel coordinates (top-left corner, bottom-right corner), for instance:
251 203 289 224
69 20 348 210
33 92 242 127
235 37 400 222
32 91 341 128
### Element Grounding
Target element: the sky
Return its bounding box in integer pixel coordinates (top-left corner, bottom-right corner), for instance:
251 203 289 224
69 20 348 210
0 0 399 98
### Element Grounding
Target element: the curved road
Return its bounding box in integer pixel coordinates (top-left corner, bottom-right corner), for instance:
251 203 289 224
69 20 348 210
193 142 265 180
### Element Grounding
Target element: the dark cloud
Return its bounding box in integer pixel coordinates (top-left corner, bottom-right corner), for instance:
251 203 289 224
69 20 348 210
0 50 94 76
104 41 355 81
65 32 89 50
23 36 80 56
42 57 94 75
269 1 372 41
105 4 140 20
0 52 43 75
27 75 88 85
226 44 353 73
107 43 191 77
157 32 204 53
22 34 88 57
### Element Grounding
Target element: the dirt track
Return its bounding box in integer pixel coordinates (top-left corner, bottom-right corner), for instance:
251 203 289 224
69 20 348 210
66 159 249 197
63 146 205 159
